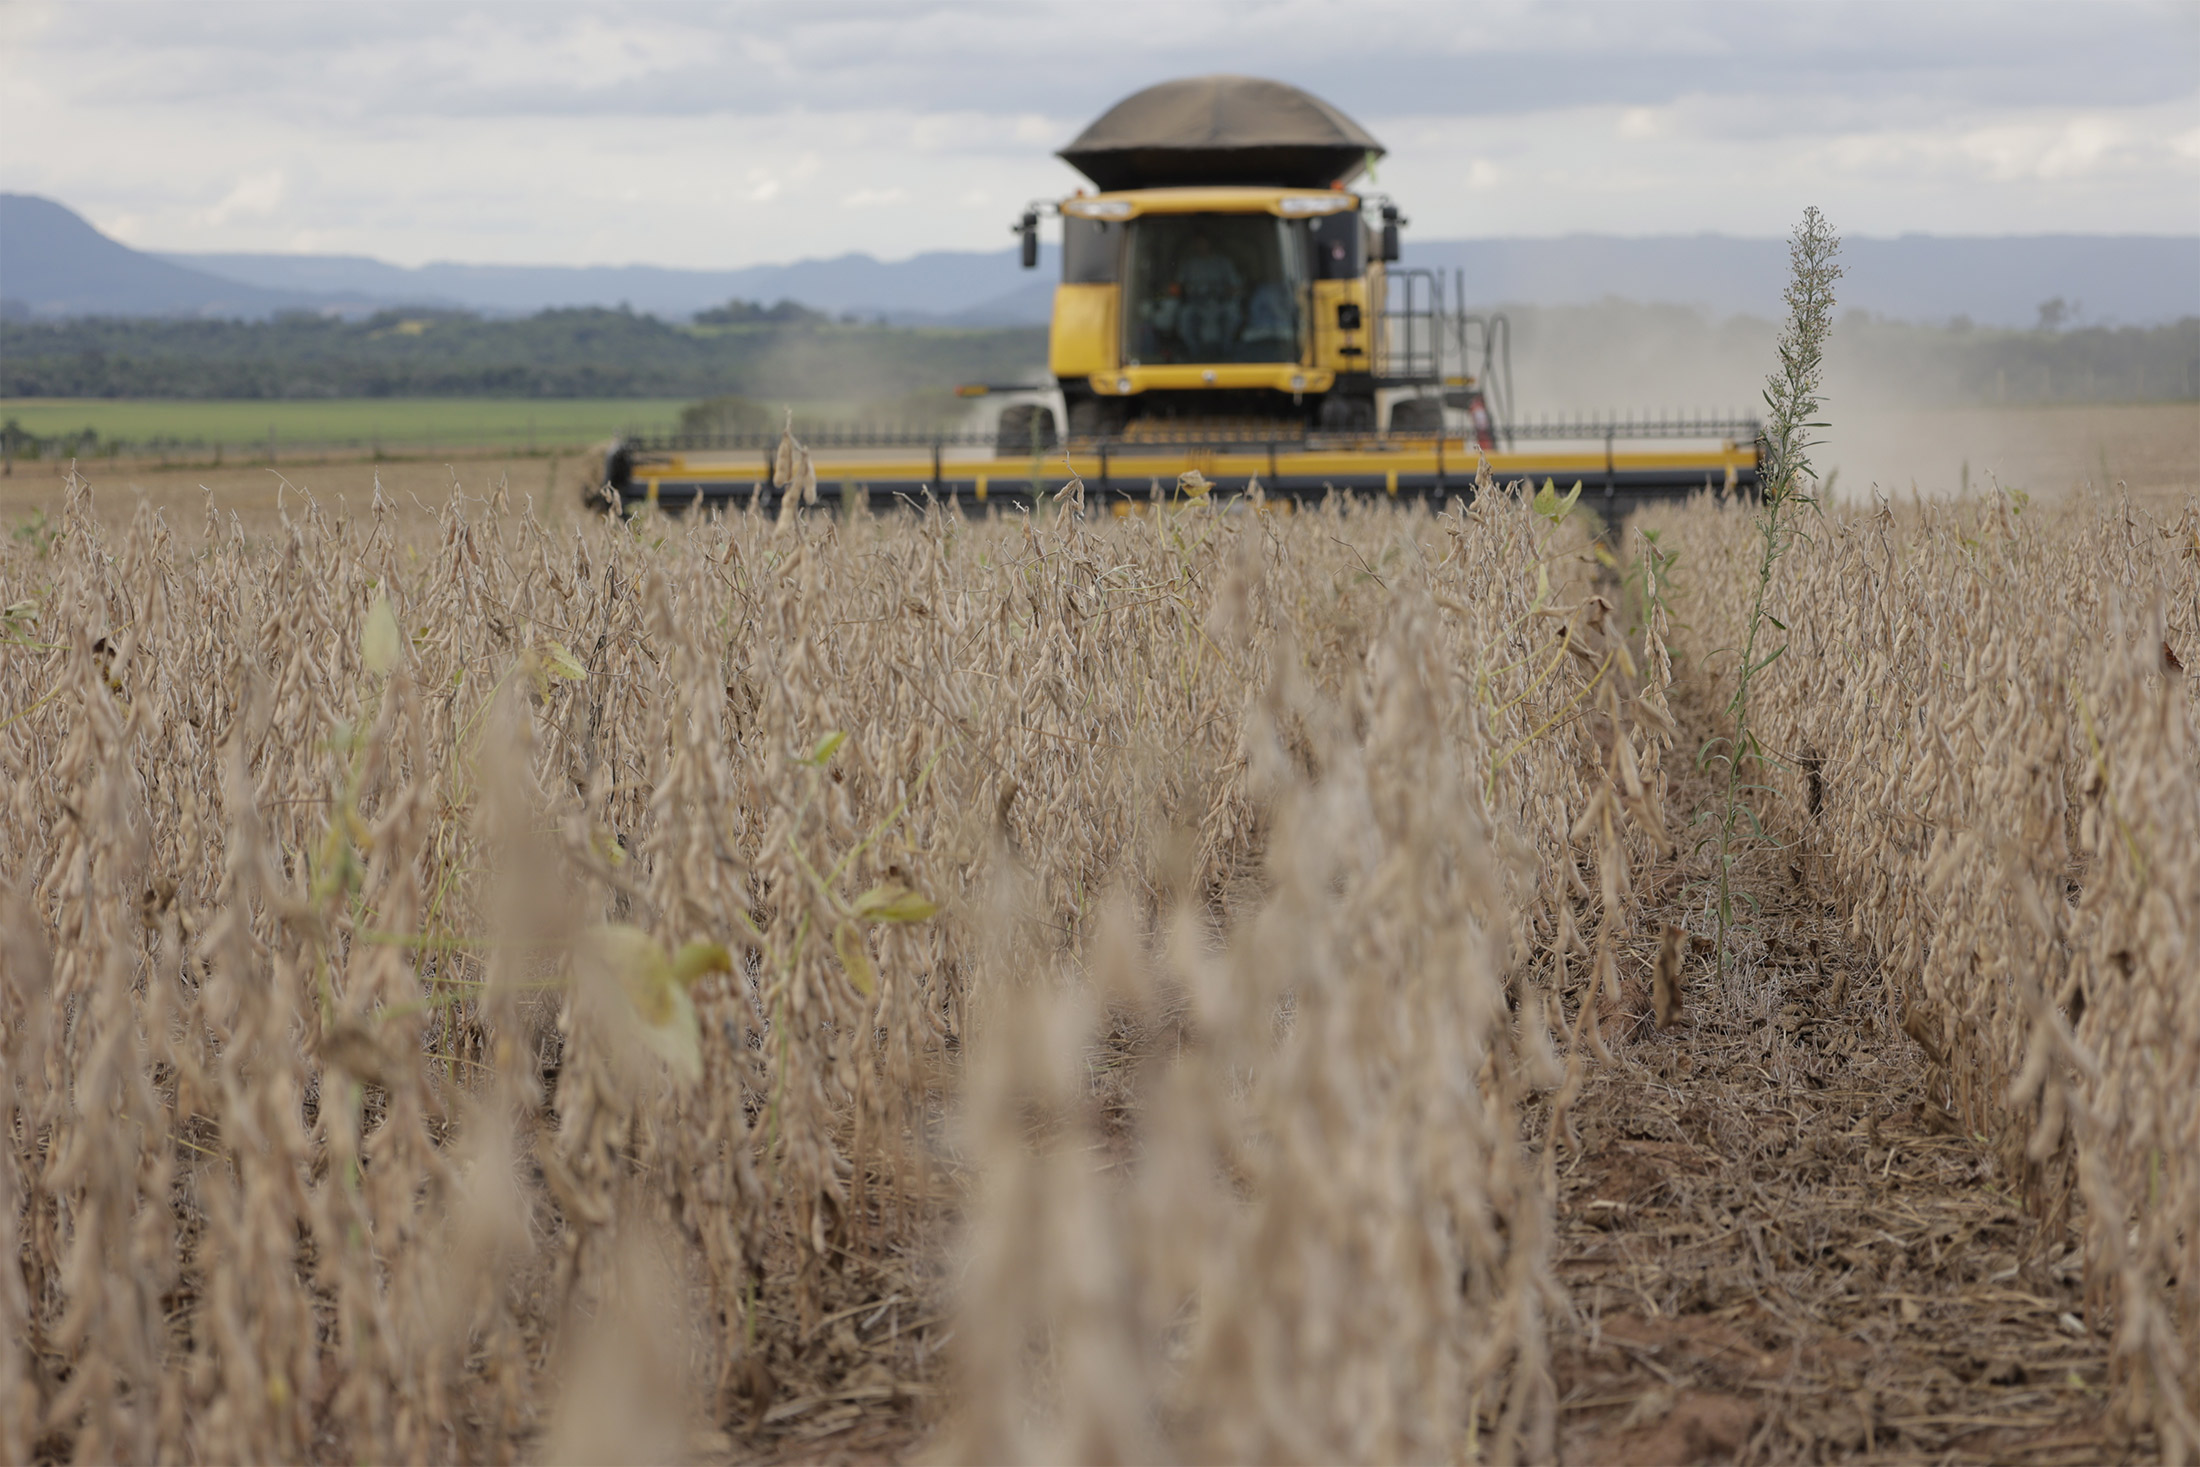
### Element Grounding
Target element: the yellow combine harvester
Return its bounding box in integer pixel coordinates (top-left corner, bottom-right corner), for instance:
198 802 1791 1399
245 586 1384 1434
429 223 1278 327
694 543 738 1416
603 76 1759 512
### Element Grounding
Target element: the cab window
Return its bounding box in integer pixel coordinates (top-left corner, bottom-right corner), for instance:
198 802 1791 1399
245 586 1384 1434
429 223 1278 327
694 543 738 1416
1122 213 1304 365
1062 218 1122 284
1307 210 1363 280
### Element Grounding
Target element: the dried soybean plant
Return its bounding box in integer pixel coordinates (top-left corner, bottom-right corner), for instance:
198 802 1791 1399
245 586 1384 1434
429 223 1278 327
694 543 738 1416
945 479 1679 1464
1 466 1662 1461
1647 486 2200 1457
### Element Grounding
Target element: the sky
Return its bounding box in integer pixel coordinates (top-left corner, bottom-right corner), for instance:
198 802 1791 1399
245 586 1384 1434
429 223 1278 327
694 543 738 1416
2 0 2195 269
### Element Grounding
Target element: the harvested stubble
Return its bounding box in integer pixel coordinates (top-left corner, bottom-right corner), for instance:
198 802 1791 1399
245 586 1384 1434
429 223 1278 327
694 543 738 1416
1548 656 2130 1464
0 470 1669 1461
1643 487 2200 1459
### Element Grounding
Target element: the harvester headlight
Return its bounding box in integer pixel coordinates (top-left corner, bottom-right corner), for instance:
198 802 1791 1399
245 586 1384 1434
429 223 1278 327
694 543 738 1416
1116 376 1132 392
1066 198 1134 219
1278 195 1349 216
1291 374 1305 391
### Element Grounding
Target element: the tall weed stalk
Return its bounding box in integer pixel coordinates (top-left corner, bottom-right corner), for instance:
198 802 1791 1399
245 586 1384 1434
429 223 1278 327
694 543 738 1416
1708 207 1841 976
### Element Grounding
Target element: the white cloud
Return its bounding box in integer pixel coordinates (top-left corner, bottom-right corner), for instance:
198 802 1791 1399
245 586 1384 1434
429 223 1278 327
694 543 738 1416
0 1 2191 266
201 170 286 225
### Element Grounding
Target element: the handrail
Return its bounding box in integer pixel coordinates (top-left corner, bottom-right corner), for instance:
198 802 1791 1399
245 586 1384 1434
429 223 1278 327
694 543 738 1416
621 412 1763 455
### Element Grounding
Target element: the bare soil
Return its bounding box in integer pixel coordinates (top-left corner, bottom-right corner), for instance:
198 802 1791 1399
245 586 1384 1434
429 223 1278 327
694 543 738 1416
1547 676 2138 1465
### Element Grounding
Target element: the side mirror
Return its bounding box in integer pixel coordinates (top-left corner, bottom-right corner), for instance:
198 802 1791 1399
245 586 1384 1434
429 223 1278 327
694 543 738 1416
1018 211 1039 269
1379 203 1403 263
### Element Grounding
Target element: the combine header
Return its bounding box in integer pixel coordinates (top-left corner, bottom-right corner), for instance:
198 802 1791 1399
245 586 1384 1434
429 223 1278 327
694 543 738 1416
602 75 1759 515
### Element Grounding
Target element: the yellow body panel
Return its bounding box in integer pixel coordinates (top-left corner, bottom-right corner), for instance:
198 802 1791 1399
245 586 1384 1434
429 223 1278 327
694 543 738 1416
1063 186 1357 219
1049 284 1119 378
627 443 1758 488
1309 278 1371 376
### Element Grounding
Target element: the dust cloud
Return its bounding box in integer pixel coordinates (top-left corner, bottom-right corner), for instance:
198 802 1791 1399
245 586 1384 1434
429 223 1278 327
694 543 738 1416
1480 302 2197 502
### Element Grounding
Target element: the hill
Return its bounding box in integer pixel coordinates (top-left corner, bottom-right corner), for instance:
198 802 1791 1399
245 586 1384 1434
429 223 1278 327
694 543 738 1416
6 194 2193 329
0 194 355 319
167 233 2200 330
167 232 2200 332
160 245 1063 325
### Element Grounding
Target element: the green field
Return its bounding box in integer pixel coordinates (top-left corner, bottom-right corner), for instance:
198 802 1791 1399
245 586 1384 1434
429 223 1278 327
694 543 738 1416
0 398 691 452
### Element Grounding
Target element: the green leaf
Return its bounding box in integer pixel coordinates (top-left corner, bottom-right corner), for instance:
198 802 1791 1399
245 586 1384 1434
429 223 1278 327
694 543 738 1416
584 924 702 1084
542 640 588 681
853 880 939 924
670 940 734 988
1531 478 1582 524
807 730 848 766
833 922 877 998
362 596 401 675
1766 613 1787 631
638 987 702 1083
588 924 672 1011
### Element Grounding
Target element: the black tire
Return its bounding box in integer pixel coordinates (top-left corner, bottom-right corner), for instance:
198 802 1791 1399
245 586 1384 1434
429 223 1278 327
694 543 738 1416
592 442 633 513
1318 393 1376 432
1065 393 1130 440
995 403 1059 458
1389 397 1445 434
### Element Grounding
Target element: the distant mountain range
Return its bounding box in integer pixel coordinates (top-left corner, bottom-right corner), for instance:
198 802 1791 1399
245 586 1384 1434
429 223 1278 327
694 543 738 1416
4 192 2194 329
148 243 1062 327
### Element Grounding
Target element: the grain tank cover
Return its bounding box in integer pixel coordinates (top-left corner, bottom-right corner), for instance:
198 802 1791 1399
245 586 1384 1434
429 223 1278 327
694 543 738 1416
1058 76 1383 191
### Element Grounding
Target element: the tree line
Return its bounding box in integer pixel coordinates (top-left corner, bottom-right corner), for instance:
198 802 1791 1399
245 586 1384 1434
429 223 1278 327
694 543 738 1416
0 307 1046 400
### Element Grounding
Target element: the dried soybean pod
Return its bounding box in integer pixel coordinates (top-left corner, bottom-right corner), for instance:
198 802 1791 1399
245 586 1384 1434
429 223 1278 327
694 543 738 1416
1654 922 1687 1031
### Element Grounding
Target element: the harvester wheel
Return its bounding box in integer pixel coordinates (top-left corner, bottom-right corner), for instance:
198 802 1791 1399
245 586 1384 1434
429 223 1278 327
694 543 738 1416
1318 394 1376 432
592 442 633 513
1065 394 1121 439
995 403 1059 458
1389 397 1445 434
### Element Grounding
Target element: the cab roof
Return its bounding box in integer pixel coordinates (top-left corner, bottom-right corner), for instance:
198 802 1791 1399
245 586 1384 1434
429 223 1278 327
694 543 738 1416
1059 76 1383 191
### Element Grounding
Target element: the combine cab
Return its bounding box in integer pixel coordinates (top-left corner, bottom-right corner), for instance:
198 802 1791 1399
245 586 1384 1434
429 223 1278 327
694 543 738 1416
603 76 1759 514
1035 74 1434 440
